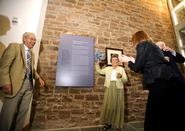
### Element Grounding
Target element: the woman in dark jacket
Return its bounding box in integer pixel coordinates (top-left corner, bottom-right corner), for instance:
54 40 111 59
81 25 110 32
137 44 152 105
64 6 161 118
123 31 178 131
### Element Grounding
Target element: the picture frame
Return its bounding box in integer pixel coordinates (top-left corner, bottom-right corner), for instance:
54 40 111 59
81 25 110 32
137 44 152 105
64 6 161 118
106 47 123 66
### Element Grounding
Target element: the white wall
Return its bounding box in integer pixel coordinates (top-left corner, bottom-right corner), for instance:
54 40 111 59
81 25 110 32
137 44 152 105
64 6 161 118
0 0 48 67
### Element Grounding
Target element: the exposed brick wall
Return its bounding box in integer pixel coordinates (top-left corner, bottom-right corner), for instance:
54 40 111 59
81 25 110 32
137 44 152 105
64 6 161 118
32 0 176 129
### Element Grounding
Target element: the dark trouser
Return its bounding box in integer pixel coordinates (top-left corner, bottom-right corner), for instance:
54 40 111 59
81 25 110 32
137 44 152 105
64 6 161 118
0 79 33 131
172 78 185 131
144 79 175 131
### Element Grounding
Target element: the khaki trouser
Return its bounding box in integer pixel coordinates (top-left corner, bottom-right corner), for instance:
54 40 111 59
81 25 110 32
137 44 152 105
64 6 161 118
0 78 33 131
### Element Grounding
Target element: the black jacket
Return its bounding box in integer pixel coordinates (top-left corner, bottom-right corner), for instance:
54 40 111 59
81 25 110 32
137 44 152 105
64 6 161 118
163 50 185 86
128 41 176 88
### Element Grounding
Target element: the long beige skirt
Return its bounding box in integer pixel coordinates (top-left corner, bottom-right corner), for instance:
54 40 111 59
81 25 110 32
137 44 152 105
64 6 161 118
100 81 124 129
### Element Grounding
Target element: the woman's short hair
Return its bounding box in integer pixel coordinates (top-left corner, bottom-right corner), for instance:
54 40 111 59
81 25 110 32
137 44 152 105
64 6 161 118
132 31 152 46
110 54 119 62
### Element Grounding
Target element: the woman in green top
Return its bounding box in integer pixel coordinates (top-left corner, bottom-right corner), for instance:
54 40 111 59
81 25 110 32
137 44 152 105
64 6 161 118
96 54 128 131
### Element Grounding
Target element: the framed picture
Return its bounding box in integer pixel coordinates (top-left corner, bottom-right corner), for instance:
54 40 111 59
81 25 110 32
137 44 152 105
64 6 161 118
106 47 123 66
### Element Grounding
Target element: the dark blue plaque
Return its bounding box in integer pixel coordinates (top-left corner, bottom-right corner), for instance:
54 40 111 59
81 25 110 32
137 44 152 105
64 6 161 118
56 34 94 87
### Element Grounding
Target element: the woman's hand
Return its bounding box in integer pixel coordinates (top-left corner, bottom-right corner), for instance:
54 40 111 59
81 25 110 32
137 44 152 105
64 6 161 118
117 73 122 79
164 56 170 62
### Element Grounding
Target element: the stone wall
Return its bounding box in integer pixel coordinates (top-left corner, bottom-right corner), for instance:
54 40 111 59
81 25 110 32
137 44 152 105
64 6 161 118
32 0 176 129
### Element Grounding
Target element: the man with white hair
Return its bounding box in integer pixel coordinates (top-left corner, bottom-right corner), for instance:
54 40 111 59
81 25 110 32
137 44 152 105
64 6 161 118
156 41 185 129
0 32 45 131
156 41 185 82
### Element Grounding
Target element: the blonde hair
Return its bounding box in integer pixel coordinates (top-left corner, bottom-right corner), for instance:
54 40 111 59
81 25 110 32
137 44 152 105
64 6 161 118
132 31 152 46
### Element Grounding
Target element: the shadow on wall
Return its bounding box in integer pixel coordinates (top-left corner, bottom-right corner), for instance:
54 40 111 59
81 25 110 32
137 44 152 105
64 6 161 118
0 15 11 36
0 15 11 58
0 15 11 112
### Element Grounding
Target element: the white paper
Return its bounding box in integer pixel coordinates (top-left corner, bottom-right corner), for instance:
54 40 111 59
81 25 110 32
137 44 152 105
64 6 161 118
120 55 130 62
